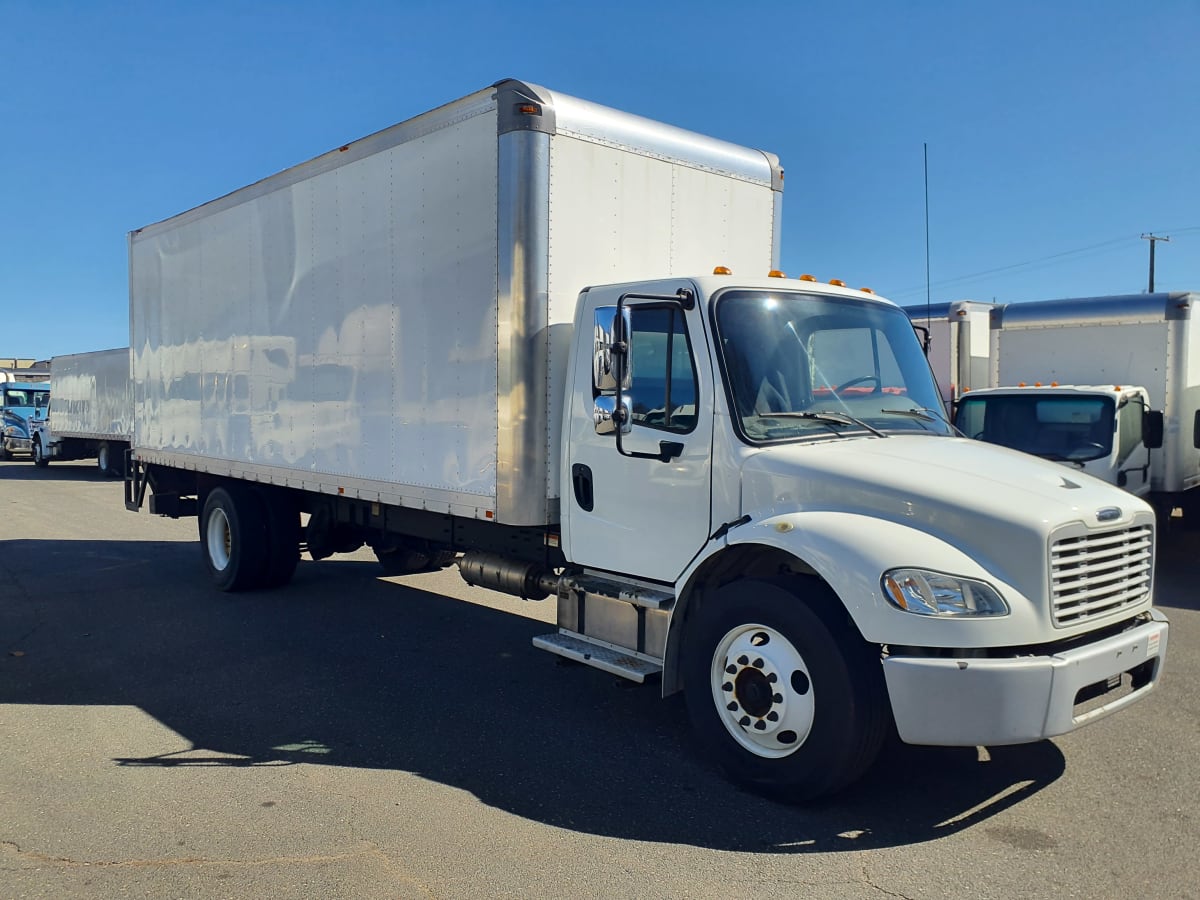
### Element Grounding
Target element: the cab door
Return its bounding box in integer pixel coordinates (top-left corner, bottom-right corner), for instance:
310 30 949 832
563 283 713 584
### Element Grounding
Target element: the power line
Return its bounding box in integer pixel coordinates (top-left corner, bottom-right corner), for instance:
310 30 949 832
888 227 1200 300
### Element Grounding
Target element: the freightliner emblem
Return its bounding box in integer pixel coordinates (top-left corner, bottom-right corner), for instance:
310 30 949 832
1096 507 1122 522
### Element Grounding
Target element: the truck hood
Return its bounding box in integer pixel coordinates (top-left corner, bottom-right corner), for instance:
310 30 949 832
1 408 32 434
740 435 1148 575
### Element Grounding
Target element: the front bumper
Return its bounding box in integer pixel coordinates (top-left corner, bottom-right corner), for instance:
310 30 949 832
883 610 1168 746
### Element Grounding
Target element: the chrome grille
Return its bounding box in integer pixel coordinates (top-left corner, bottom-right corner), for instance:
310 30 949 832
1050 525 1153 626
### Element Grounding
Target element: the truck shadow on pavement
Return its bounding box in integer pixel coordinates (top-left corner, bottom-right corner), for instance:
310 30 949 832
0 538 1068 853
0 460 113 482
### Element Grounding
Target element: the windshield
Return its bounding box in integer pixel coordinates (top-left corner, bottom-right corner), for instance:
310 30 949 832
1 387 49 410
714 290 951 442
954 394 1115 462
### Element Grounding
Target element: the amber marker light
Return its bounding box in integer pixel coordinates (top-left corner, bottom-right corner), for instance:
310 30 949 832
713 266 732 275
799 274 818 282
860 287 874 294
768 269 786 278
828 278 846 287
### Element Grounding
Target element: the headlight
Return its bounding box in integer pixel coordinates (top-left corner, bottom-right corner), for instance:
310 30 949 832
882 569 1009 617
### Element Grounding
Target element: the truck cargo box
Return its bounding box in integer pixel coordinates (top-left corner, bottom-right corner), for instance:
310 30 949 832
46 348 132 440
129 79 782 526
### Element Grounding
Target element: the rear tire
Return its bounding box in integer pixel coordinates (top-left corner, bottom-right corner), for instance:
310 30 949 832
257 490 300 588
201 485 268 591
97 442 114 477
682 577 888 802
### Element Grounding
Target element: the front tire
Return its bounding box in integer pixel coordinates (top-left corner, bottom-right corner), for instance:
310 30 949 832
31 437 49 468
683 577 888 802
201 485 268 591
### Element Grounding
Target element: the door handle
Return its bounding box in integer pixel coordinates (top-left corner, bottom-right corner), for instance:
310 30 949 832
572 463 594 512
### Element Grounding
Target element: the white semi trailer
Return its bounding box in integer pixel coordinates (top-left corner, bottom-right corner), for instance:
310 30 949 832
31 347 132 475
903 300 995 407
124 79 1168 800
954 293 1199 524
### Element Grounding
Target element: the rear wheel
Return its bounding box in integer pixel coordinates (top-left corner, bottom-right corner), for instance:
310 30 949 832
97 442 115 477
201 485 268 591
683 577 888 802
258 491 300 588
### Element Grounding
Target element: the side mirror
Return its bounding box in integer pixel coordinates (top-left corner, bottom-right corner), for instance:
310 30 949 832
593 395 630 436
592 306 631 393
1144 410 1164 449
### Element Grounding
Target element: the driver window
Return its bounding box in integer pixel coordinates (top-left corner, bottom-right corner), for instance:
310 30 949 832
627 306 698 434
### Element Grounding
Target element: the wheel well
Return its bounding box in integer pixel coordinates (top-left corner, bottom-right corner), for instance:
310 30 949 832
663 544 867 696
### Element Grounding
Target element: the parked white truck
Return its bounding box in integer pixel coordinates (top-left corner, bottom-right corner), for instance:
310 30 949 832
903 300 995 407
952 293 1199 525
123 79 1168 800
30 348 133 475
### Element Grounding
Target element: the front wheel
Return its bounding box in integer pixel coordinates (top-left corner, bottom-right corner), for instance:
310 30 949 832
682 577 889 802
31 438 49 468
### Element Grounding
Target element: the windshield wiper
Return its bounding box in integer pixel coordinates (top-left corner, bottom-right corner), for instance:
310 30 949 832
880 406 964 435
762 411 888 438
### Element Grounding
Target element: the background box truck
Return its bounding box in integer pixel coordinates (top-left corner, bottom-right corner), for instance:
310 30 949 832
30 347 132 475
124 79 1168 801
953 293 1199 525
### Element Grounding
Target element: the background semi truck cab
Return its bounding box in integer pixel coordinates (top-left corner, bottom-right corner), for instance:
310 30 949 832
1 381 49 459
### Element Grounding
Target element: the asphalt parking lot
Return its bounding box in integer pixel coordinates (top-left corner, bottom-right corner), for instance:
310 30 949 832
2 459 1197 899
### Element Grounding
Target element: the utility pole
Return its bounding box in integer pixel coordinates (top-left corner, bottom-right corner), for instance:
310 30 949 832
1141 233 1171 292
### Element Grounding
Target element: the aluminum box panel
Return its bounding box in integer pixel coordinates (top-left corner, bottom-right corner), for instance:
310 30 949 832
130 80 782 524
48 348 132 440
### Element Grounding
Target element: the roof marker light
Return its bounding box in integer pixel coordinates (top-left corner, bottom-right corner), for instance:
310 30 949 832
799 274 818 282
768 269 786 278
828 278 846 287
860 287 875 294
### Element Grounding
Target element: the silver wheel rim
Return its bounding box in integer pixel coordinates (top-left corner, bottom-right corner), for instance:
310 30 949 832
710 622 815 758
206 507 233 571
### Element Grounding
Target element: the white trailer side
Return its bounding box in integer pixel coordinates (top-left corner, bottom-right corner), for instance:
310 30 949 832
129 79 782 527
46 348 132 440
31 348 132 474
903 300 993 405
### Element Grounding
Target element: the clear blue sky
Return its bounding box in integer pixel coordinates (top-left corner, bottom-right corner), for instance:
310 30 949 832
3 0 1197 361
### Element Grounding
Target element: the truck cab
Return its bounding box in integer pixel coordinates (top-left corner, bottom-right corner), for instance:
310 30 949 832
550 275 1166 798
953 385 1160 497
0 381 49 459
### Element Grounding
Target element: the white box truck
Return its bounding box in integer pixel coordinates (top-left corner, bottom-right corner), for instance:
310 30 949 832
903 300 994 407
124 79 1169 800
952 293 1199 524
30 347 132 475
